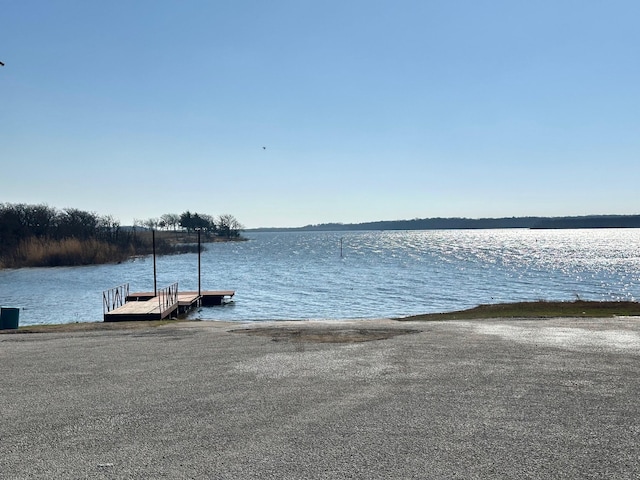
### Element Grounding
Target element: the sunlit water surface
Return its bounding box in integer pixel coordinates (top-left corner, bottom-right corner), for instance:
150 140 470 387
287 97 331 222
2 229 640 326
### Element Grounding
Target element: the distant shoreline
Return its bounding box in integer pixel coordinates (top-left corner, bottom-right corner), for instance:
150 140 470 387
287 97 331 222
247 214 640 232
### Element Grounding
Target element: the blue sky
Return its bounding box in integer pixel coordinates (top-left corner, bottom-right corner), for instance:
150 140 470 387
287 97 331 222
2 1 639 228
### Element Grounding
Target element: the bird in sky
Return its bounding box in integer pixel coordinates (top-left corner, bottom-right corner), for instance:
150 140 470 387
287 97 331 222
0 61 5 66
262 146 266 150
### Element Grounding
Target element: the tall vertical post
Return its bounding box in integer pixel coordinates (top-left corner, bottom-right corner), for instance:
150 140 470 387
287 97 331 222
198 229 202 297
153 229 157 296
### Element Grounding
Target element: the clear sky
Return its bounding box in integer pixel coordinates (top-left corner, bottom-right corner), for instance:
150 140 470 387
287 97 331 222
2 1 639 228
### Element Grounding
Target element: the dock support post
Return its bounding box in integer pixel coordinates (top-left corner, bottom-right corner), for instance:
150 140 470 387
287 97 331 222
198 229 201 297
153 229 157 296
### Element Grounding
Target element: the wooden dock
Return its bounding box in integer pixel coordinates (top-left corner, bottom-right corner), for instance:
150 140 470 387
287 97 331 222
103 283 234 322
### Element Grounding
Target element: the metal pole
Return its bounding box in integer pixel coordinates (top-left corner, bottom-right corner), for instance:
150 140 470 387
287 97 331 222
198 229 201 297
153 229 157 296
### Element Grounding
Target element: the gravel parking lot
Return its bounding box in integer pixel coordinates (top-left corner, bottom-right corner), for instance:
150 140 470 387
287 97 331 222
2 317 639 479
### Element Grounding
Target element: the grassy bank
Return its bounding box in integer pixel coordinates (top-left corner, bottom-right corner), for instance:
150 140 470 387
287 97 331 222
399 300 640 321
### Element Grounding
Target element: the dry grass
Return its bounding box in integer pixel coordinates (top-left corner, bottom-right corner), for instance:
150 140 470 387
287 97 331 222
3 237 131 268
0 232 245 269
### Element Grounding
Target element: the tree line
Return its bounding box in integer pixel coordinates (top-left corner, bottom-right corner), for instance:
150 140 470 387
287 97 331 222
133 211 243 238
0 203 122 251
0 203 244 268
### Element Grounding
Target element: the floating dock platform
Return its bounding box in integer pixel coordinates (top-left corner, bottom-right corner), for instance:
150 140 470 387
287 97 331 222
126 291 235 306
103 283 234 322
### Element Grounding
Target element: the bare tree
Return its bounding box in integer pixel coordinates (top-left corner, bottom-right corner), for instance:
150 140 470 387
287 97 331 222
217 214 244 238
161 213 180 231
97 214 120 241
143 218 159 230
59 208 99 239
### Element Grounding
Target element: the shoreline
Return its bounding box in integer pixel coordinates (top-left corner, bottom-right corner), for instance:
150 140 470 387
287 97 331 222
4 300 640 334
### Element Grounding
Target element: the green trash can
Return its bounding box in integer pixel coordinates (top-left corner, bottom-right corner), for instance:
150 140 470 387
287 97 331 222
0 307 20 330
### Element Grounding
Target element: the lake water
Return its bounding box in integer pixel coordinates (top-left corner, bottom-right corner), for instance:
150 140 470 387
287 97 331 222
2 229 640 326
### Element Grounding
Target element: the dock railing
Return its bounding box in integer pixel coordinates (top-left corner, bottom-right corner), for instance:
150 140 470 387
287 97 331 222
158 282 179 314
103 283 130 316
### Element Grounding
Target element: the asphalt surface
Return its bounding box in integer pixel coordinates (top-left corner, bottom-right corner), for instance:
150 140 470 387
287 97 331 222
1 317 639 479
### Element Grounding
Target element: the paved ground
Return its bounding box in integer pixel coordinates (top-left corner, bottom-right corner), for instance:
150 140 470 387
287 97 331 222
1 317 639 479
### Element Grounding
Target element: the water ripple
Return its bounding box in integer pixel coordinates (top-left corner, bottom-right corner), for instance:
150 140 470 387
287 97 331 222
2 229 640 325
